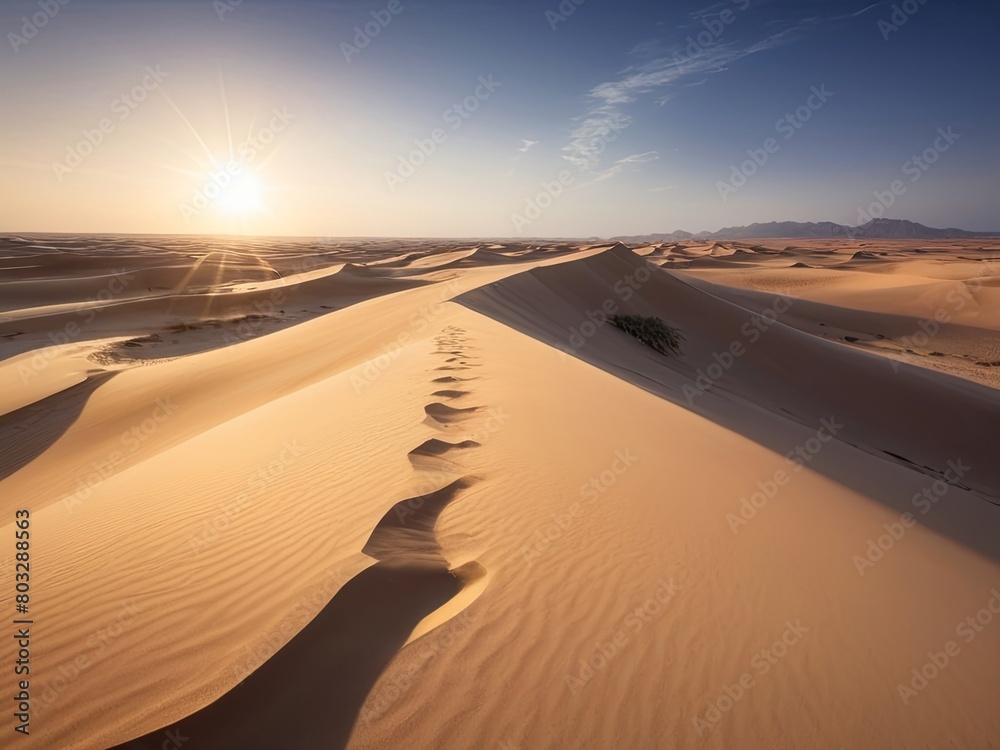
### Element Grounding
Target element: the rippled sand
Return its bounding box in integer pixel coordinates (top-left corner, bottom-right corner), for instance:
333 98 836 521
1 234 998 749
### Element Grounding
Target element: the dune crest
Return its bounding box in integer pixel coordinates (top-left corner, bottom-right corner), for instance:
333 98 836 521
1 236 998 749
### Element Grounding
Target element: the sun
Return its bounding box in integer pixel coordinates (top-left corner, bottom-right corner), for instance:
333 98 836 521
219 173 265 216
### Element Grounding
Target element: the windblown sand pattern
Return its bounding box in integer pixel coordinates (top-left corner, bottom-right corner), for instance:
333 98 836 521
1 234 998 749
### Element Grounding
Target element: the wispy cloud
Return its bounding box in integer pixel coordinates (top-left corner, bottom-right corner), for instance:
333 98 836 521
619 151 660 164
562 4 870 182
563 30 794 173
573 151 661 190
847 2 881 18
504 138 541 177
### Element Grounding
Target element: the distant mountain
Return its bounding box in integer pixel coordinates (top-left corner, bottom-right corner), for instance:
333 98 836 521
609 230 695 242
613 219 997 243
849 218 990 239
710 221 853 239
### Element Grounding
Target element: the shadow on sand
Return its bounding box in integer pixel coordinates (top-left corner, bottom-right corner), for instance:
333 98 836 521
115 480 478 749
0 371 116 483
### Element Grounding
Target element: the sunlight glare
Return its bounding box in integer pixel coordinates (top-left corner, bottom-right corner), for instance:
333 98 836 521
219 173 265 216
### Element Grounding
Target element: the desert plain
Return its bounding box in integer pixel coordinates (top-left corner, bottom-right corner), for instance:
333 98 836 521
1 233 998 748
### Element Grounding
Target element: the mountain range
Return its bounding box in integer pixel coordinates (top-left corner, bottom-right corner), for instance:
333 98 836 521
612 219 998 242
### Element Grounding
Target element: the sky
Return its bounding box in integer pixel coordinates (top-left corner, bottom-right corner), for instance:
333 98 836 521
0 0 997 237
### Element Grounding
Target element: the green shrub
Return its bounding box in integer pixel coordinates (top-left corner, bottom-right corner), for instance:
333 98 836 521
610 314 683 356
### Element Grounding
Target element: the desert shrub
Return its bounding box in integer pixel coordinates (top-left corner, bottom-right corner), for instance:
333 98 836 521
610 314 683 356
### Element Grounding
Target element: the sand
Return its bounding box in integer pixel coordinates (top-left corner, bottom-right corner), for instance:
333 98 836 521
0 234 998 749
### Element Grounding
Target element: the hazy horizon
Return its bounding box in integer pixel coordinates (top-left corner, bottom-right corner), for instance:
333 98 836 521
3 214 998 241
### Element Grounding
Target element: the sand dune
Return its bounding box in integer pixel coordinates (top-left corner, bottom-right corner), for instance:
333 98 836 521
679 239 1000 388
1 236 998 749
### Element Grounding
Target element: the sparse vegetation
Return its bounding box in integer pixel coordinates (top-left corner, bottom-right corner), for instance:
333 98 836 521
611 314 683 356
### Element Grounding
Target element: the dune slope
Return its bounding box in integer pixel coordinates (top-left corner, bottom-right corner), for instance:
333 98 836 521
0 238 997 750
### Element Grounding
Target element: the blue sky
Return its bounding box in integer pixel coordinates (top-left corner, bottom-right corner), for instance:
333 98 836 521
1 0 997 236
